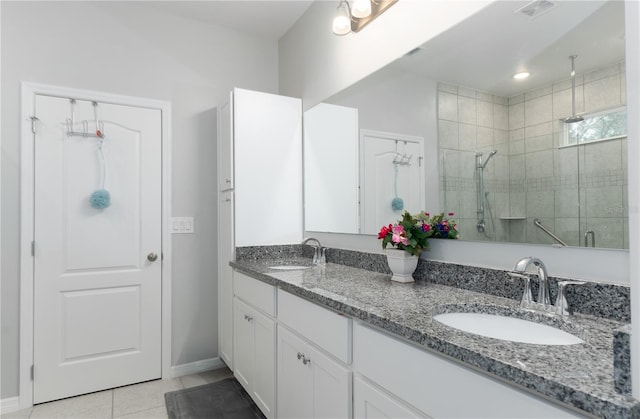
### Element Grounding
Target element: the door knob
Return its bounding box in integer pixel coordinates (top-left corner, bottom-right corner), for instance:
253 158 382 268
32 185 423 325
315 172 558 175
147 252 158 262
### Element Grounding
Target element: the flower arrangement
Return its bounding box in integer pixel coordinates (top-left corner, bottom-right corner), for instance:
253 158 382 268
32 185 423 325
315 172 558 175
425 212 459 240
378 211 458 256
378 211 431 256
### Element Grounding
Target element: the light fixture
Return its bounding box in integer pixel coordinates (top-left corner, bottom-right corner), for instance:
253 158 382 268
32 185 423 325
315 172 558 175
332 0 352 36
351 0 372 18
564 55 584 124
513 72 530 80
332 0 398 36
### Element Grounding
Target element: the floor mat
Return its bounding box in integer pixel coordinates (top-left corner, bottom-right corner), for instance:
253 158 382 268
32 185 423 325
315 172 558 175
164 377 265 419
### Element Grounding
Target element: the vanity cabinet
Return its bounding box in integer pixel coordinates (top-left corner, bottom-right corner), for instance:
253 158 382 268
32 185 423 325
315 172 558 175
277 325 351 419
233 272 277 419
353 323 583 418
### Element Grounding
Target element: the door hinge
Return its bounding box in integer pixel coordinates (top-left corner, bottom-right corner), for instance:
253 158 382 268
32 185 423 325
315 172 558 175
31 241 35 257
30 365 34 380
30 116 39 134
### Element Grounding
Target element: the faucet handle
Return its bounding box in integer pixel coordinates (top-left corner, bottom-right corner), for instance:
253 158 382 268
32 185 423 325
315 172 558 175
508 271 534 307
555 280 586 316
319 247 327 266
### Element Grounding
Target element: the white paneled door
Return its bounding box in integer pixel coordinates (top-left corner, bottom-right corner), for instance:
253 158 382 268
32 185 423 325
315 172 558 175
32 95 162 403
360 131 425 235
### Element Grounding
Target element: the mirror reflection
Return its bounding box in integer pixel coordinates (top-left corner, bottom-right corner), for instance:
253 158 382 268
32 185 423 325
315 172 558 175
303 0 627 250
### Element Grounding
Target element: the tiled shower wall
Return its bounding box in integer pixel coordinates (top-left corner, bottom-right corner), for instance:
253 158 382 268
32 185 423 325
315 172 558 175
438 84 510 242
438 61 628 249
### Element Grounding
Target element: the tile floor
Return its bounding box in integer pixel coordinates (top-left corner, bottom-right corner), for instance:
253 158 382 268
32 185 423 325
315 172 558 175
2 367 234 419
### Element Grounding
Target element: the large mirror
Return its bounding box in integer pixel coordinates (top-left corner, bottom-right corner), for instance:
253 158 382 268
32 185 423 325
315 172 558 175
304 0 627 250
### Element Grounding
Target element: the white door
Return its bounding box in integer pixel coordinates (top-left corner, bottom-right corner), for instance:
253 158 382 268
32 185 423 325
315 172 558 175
251 310 276 419
32 95 162 403
360 131 425 235
278 326 313 418
233 298 254 391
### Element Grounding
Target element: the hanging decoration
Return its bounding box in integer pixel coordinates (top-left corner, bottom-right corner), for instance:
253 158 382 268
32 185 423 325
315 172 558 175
90 137 111 209
392 164 404 211
391 141 412 212
89 102 110 209
65 99 111 209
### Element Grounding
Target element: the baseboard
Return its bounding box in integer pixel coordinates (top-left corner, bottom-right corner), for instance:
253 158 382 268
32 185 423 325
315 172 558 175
0 397 21 414
171 357 226 378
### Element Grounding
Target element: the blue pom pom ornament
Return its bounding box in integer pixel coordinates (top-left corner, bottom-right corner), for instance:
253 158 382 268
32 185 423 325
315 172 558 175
90 189 111 209
391 197 404 211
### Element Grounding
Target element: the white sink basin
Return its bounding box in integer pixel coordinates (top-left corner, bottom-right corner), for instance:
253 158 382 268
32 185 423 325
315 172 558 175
269 265 310 271
433 312 583 345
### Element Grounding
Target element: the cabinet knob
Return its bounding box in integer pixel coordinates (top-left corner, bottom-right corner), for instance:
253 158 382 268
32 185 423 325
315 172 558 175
225 178 231 184
297 352 311 365
244 314 253 321
147 252 158 262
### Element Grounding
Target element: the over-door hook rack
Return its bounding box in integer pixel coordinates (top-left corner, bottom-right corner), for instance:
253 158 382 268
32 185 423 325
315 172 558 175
392 140 412 166
66 99 104 138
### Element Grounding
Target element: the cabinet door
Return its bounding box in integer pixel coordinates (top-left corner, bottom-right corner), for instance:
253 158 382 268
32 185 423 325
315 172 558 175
278 326 313 419
218 191 234 368
234 88 303 246
233 298 253 390
252 311 276 419
354 376 426 419
278 326 351 419
310 344 352 419
218 91 233 191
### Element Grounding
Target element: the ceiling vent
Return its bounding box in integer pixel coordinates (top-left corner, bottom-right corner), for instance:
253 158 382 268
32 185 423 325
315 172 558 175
514 0 556 19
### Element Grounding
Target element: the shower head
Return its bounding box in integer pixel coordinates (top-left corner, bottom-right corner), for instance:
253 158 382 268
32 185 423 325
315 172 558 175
564 55 584 124
478 150 498 169
564 115 584 123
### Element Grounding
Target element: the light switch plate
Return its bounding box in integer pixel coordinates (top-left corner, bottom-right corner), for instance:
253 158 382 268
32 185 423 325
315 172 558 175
171 217 194 234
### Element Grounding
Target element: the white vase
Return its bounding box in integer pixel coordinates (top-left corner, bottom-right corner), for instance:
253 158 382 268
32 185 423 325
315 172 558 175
385 248 419 283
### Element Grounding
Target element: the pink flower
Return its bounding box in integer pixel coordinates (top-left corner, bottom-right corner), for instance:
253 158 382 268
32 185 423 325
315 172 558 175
391 225 408 245
422 223 431 232
448 212 455 216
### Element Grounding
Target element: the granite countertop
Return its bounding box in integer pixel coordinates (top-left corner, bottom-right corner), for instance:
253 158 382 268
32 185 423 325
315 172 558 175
231 258 640 419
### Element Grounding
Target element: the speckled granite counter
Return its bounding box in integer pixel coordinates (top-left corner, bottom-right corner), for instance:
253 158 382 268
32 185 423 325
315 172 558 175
230 257 640 419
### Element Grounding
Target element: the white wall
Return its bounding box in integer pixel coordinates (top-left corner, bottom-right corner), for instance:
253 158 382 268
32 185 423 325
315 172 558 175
1 1 279 399
279 0 492 110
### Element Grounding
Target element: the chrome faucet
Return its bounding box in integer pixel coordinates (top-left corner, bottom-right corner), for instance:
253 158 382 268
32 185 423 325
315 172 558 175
512 257 550 307
302 237 326 266
509 257 584 316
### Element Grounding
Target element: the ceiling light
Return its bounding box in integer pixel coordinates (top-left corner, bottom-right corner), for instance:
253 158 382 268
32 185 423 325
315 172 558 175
352 0 372 18
332 1 352 36
513 72 531 80
332 0 398 35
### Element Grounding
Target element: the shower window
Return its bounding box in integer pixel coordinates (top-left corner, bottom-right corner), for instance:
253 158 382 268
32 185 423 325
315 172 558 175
562 107 627 147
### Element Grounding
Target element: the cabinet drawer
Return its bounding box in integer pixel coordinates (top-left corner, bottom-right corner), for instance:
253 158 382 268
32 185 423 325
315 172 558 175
353 323 582 418
278 289 351 364
234 271 276 317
